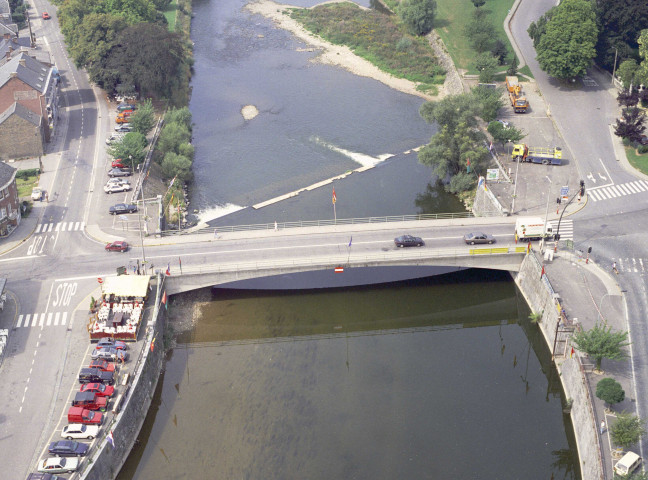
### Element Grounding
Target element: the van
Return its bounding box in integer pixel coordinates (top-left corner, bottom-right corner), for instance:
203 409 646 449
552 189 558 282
614 451 642 476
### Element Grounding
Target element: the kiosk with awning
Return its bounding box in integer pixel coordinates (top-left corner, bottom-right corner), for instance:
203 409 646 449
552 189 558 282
89 275 150 342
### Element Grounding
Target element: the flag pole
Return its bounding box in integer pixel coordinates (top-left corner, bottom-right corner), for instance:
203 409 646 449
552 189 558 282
332 188 337 224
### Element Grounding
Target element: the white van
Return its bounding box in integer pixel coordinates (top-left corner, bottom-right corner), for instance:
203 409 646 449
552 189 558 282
614 451 642 476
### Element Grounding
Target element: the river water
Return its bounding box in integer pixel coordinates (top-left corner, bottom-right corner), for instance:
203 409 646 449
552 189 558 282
116 0 578 477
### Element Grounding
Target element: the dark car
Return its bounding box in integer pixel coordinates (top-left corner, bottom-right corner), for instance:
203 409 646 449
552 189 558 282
80 382 115 398
78 368 114 385
96 337 128 350
109 203 137 215
27 473 66 480
108 168 132 177
117 103 136 112
92 347 129 362
72 391 108 411
394 235 424 248
639 136 648 146
463 232 496 245
105 241 129 252
48 440 89 457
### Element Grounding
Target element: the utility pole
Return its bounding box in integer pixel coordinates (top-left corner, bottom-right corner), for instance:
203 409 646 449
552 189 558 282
554 180 585 252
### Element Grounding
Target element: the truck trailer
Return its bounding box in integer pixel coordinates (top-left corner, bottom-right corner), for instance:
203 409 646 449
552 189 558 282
511 144 562 165
515 217 553 241
505 76 529 113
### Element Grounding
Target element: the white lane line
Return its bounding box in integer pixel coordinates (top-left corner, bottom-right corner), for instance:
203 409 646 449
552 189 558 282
61 312 67 325
17 314 23 328
46 312 53 326
54 312 60 326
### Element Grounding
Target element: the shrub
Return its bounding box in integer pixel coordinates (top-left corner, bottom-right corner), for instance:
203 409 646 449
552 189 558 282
397 0 437 36
16 168 40 179
638 145 648 154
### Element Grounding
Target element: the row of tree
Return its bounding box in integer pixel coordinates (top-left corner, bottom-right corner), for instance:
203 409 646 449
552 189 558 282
57 0 190 103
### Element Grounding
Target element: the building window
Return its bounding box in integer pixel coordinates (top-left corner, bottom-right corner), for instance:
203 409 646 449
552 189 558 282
0 208 6 221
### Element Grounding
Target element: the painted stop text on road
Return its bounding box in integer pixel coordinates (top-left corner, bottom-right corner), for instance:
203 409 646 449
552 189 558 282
52 282 77 307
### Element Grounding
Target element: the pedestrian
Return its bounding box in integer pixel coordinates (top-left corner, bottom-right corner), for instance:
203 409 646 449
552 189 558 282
214 228 219 239
45 192 49 203
600 420 606 435
613 262 618 274
274 221 278 232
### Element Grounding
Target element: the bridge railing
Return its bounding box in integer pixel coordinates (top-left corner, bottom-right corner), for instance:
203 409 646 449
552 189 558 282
161 212 485 236
167 245 526 276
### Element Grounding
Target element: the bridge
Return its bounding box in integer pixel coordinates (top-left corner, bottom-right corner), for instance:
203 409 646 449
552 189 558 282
154 218 528 294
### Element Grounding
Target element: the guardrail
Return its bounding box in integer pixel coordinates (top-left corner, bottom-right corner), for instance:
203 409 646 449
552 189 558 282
161 211 486 236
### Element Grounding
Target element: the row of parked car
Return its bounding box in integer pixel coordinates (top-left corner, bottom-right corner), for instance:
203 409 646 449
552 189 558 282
28 338 129 478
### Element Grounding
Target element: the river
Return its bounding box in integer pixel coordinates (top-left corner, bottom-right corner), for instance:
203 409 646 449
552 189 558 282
116 0 579 477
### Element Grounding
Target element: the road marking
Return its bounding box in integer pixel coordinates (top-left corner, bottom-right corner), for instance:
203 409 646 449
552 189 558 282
16 311 68 328
588 180 648 202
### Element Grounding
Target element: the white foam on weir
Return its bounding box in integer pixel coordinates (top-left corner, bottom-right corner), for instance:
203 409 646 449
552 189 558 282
197 203 246 223
313 136 393 168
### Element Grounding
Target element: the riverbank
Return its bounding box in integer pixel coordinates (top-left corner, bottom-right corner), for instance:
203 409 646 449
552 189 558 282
246 0 451 101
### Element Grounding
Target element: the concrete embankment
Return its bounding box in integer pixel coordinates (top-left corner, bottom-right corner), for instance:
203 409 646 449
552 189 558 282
78 274 168 480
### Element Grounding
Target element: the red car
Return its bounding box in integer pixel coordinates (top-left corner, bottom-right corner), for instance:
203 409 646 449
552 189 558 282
42 12 50 19
80 382 115 398
88 359 116 372
67 406 103 425
111 159 127 169
105 241 129 252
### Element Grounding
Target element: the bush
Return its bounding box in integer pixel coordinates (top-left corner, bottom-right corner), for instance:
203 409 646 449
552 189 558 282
397 0 437 36
396 37 413 51
638 145 648 154
16 168 40 179
596 377 625 407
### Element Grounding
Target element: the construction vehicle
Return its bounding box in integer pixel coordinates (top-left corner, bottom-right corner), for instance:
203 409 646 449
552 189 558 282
515 217 553 241
505 76 529 113
511 144 562 165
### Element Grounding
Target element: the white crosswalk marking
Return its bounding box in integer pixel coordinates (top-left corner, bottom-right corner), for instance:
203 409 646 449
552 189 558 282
36 222 85 233
15 312 69 328
547 220 574 240
588 180 648 202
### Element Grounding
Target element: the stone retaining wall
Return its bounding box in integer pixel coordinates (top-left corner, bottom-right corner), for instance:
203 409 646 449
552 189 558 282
77 274 167 480
514 252 603 480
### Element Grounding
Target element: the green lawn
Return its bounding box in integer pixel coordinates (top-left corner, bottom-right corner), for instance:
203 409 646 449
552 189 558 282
163 0 178 32
625 146 648 176
434 0 517 75
17 175 38 198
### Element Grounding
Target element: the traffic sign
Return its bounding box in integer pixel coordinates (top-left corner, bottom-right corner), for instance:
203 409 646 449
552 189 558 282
97 277 103 284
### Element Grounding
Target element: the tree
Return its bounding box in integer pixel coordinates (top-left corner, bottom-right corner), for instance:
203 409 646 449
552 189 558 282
637 30 648 88
161 152 192 181
571 323 630 371
595 378 625 408
487 121 524 145
594 1 648 71
418 94 488 193
507 56 519 76
616 59 639 90
610 412 646 450
475 53 499 84
164 107 193 132
491 40 508 65
527 10 553 48
617 89 639 108
107 132 148 166
535 0 598 79
397 0 436 36
157 122 191 157
128 99 155 135
614 107 646 143
466 9 495 53
66 13 127 70
472 86 505 123
471 0 485 7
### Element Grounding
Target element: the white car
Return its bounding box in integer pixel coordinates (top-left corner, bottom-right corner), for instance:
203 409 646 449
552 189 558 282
37 456 79 474
105 133 125 145
104 183 132 194
61 423 100 440
31 187 43 201
106 178 130 186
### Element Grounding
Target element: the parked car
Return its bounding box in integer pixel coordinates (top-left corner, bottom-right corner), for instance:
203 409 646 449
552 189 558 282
37 457 79 474
72 391 108 411
394 235 424 248
27 472 66 480
61 423 100 440
106 177 130 186
105 133 124 145
463 232 496 245
42 11 50 19
104 183 131 194
31 187 43 201
48 440 89 457
109 203 137 215
96 337 128 350
107 168 132 178
67 406 103 425
116 114 131 124
117 103 136 112
114 125 132 133
92 347 129 362
78 367 114 385
105 240 129 253
639 136 648 146
80 382 115 398
111 159 128 168
496 119 510 128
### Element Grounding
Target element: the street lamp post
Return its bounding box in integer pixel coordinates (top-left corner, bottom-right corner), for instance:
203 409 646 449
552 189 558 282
541 177 552 252
510 140 520 213
554 180 585 252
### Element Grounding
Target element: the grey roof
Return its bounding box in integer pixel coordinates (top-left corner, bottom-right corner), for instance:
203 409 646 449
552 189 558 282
0 158 16 190
0 36 30 62
0 52 50 92
0 101 41 127
0 20 16 35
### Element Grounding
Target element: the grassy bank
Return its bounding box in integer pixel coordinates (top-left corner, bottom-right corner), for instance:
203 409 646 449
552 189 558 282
289 2 445 94
625 146 648 175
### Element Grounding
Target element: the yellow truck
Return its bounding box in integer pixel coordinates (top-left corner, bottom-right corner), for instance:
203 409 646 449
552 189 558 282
505 76 529 113
511 144 562 165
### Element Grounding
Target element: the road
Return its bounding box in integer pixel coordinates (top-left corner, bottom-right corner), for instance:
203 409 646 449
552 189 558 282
0 0 644 477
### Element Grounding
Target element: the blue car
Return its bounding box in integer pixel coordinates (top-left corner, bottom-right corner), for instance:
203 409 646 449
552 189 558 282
48 440 89 457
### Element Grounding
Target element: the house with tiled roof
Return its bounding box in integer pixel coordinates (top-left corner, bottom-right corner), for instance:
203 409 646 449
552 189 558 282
0 52 59 158
0 160 20 236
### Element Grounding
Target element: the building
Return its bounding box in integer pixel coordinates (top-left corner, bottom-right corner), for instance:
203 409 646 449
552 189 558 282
0 161 20 236
0 52 59 159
